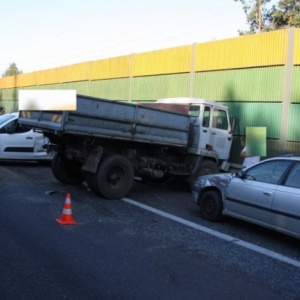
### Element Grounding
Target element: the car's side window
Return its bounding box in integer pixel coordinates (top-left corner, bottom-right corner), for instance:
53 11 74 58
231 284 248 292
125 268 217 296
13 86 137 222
0 119 31 134
0 119 17 134
245 160 291 184
284 163 300 188
16 123 31 133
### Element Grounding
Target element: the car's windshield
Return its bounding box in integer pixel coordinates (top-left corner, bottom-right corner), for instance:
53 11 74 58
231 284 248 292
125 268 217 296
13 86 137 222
0 114 15 126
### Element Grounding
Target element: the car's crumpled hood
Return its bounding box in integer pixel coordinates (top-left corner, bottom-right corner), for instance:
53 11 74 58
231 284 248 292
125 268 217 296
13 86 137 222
194 173 235 192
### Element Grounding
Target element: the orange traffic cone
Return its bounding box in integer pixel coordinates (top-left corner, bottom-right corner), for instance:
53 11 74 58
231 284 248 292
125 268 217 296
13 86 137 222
56 193 77 225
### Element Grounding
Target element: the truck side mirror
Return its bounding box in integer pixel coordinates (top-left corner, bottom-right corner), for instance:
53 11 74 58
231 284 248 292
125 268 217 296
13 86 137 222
230 117 237 134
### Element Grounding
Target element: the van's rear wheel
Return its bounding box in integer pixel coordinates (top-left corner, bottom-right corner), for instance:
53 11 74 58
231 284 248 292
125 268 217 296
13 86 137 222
52 154 85 185
93 154 134 199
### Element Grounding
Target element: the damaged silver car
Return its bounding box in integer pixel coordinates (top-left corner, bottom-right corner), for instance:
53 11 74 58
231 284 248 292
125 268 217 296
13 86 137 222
192 155 300 239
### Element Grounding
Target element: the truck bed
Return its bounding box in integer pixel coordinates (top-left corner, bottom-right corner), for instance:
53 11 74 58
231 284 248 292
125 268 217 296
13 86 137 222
19 94 191 147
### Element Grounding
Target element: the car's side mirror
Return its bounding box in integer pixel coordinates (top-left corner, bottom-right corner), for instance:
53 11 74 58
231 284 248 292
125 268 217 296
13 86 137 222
236 170 244 178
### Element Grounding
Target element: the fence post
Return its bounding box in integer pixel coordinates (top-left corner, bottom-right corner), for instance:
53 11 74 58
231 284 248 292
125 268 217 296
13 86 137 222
189 43 197 97
128 53 134 102
279 27 295 154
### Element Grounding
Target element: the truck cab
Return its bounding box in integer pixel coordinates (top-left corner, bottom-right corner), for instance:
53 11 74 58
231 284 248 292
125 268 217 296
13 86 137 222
156 97 233 168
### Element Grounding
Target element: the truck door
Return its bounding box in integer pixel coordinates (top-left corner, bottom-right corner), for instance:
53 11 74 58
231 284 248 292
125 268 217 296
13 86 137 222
210 108 232 160
198 106 212 151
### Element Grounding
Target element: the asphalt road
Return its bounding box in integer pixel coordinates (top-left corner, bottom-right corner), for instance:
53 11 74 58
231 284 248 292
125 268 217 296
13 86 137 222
0 162 299 299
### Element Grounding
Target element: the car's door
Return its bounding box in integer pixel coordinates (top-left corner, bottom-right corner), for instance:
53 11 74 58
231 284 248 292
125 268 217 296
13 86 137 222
0 118 36 159
271 162 300 236
33 130 50 156
225 160 291 225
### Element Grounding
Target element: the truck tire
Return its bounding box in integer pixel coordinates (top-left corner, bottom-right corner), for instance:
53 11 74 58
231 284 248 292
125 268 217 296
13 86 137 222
94 154 134 199
85 172 100 194
200 190 223 221
51 154 65 183
187 159 219 190
198 159 219 176
51 154 85 185
85 153 109 194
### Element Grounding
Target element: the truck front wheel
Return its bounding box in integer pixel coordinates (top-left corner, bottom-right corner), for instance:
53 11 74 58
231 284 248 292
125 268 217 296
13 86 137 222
187 159 219 191
94 154 134 199
198 159 219 176
52 154 85 185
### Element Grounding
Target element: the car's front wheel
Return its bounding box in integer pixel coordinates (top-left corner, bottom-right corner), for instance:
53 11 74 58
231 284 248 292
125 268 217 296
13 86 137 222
200 190 223 221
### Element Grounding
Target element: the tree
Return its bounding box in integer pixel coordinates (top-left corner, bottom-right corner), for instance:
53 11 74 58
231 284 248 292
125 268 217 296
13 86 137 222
272 0 300 29
235 0 300 34
2 63 23 77
234 0 273 35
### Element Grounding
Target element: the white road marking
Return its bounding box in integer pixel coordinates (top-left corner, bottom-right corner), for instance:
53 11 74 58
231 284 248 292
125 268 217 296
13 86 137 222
122 197 300 268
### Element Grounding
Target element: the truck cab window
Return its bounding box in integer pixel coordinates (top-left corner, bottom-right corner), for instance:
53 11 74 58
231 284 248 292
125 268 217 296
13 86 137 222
212 109 228 130
188 105 200 117
202 106 210 127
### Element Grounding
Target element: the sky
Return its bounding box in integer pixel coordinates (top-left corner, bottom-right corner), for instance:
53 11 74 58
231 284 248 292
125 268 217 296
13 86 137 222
0 0 250 76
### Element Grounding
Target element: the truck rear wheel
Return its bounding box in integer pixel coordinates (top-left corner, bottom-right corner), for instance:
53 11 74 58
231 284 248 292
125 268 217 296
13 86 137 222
85 172 100 194
52 154 85 185
94 154 134 199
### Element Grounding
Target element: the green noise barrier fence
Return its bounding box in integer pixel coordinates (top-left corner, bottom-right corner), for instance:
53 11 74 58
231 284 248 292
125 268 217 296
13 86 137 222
1 28 300 163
